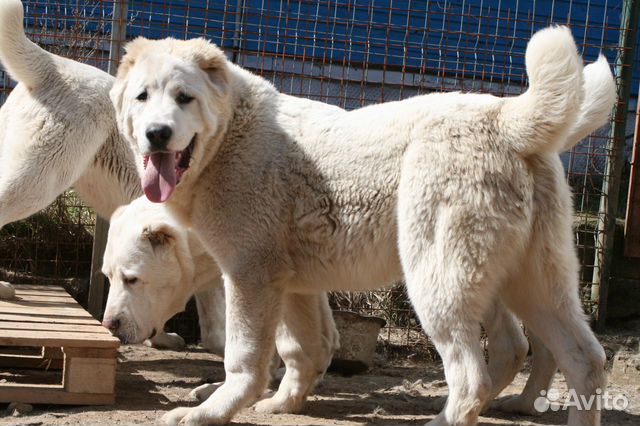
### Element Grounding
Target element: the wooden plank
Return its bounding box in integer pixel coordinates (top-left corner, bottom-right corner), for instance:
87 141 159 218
64 356 116 394
0 329 120 348
14 291 71 299
0 383 114 405
63 347 118 358
13 294 78 302
0 299 80 308
0 313 99 325
14 287 72 294
12 284 68 292
0 284 118 405
0 305 91 316
0 322 108 334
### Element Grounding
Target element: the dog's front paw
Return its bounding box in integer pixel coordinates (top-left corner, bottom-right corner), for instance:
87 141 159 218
189 382 223 402
162 407 193 426
254 393 304 414
163 406 230 426
148 332 186 350
424 412 450 426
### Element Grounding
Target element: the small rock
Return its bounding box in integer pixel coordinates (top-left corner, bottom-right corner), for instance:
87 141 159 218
0 281 15 300
7 402 33 416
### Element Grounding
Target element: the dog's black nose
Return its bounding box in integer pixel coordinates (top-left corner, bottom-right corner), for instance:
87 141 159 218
146 125 172 149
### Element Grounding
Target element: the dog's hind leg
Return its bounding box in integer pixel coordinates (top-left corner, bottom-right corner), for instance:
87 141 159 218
194 278 226 356
398 196 525 425
434 297 555 416
503 253 605 426
493 332 557 415
481 300 529 410
254 292 338 414
501 158 605 426
504 269 605 425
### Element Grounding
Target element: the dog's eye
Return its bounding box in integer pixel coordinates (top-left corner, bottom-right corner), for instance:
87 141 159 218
136 91 148 102
176 93 194 105
123 276 139 285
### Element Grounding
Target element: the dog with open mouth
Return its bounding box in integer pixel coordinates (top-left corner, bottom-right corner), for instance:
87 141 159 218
110 25 616 426
1 1 614 417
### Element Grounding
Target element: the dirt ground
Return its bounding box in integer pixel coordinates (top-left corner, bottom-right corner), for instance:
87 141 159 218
2 329 640 426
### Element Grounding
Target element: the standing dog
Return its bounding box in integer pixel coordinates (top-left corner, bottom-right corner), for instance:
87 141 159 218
102 195 340 408
110 17 615 426
0 0 616 421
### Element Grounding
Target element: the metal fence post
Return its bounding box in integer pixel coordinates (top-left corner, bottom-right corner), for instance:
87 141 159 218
87 0 129 320
591 0 639 330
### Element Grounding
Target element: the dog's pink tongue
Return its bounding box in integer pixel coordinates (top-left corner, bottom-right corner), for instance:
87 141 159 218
142 153 176 203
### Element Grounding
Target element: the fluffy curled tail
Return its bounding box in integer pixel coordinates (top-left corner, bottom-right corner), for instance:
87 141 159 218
501 26 584 155
0 0 55 89
562 55 617 151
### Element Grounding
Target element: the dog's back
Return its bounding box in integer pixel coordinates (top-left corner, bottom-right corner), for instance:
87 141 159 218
0 0 130 226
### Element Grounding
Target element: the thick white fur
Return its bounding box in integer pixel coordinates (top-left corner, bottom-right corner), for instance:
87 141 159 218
103 196 340 411
0 0 338 408
0 0 616 420
563 55 618 149
0 0 223 351
102 197 225 353
112 26 615 426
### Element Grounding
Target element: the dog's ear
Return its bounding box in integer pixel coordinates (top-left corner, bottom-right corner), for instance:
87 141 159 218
142 223 175 250
110 37 153 113
183 38 230 99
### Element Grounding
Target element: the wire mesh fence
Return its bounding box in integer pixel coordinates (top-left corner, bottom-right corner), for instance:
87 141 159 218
0 0 638 350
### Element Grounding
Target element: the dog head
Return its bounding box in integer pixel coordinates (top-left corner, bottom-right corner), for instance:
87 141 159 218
110 37 232 203
101 197 196 344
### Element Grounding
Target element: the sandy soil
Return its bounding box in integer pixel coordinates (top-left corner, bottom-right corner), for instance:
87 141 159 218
2 334 639 426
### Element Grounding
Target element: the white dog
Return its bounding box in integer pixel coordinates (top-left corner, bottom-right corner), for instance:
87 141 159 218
0 0 616 421
0 0 225 351
109 14 616 425
102 195 341 409
101 197 227 352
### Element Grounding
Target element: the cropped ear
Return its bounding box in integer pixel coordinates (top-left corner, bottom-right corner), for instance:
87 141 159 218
142 223 176 250
182 38 230 99
110 37 153 113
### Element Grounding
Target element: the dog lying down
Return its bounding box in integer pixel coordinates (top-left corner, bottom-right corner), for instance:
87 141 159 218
109 19 617 426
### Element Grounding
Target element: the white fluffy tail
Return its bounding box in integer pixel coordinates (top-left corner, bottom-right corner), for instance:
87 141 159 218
501 26 584 155
561 55 617 151
0 0 55 88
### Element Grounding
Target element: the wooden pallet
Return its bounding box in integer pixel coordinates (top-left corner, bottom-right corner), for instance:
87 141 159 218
0 284 120 405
